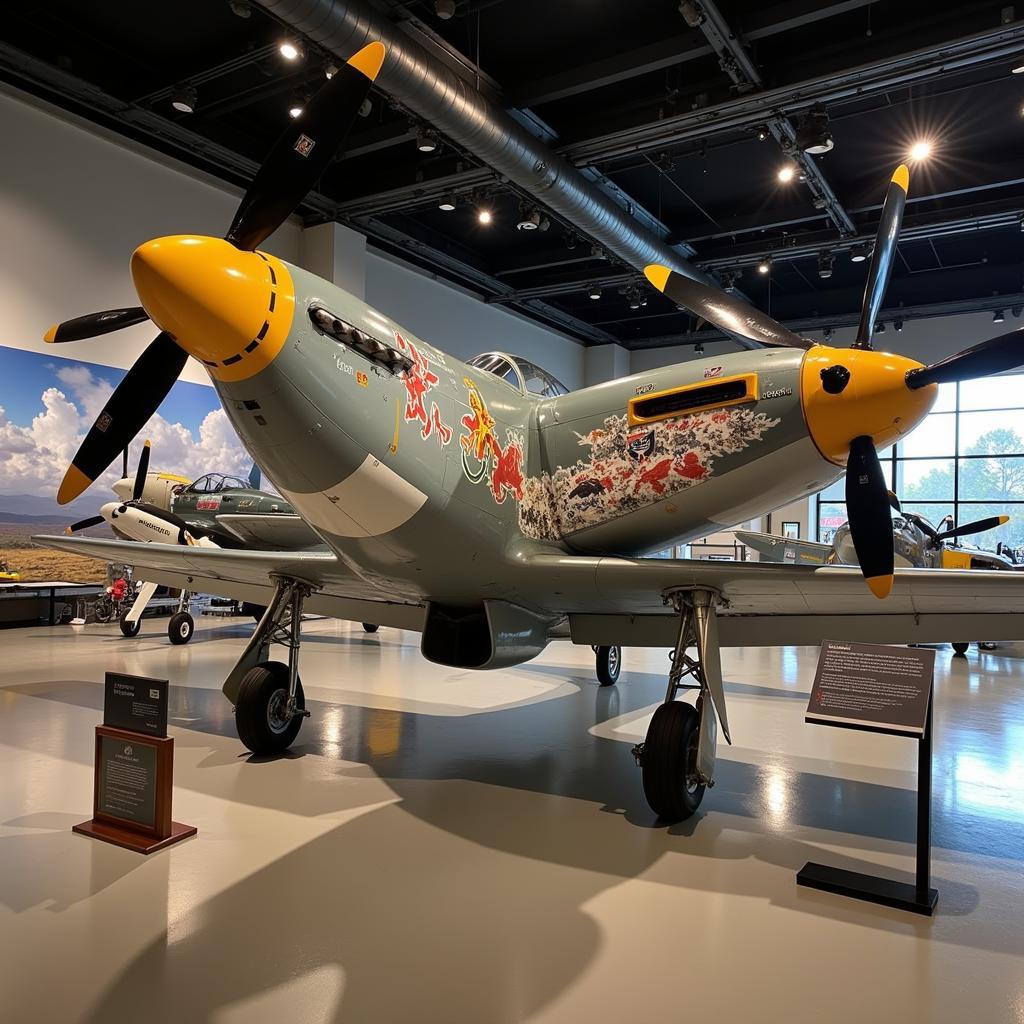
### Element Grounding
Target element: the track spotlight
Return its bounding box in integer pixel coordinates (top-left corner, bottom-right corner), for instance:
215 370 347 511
438 193 457 211
849 244 868 263
588 283 601 300
1013 62 1024 74
517 208 541 231
324 62 339 80
894 319 904 332
477 208 492 225
565 233 578 250
777 164 796 184
909 139 932 162
228 0 252 17
288 96 304 119
591 245 605 260
538 216 551 232
628 292 641 311
435 0 456 17
823 327 834 341
416 129 438 153
694 342 704 355
757 258 771 275
678 0 705 28
358 98 372 118
876 321 886 334
994 309 1006 324
756 127 768 142
170 84 197 114
720 271 736 291
817 251 834 280
796 106 833 155
279 38 303 61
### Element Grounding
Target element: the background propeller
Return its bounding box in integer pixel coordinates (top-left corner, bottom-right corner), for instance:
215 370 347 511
64 515 105 536
933 514 1009 545
906 327 1024 389
52 40 386 504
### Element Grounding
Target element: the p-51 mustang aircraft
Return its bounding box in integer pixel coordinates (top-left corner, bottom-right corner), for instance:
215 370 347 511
36 40 1024 822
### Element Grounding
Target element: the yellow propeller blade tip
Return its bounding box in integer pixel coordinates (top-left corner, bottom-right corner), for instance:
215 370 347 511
347 40 386 81
998 515 1010 525
43 324 58 343
643 264 671 293
57 466 92 506
866 574 894 600
143 439 151 449
891 164 910 193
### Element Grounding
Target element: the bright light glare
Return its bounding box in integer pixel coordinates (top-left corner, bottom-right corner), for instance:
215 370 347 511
280 40 300 60
757 260 770 275
776 165 796 184
288 105 303 119
1012 63 1024 74
477 209 493 225
909 140 933 162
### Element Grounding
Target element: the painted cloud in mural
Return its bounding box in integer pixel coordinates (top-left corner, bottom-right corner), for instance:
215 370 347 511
0 349 254 515
518 407 781 540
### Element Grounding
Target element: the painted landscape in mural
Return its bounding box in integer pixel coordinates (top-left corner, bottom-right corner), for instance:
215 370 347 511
0 345 252 581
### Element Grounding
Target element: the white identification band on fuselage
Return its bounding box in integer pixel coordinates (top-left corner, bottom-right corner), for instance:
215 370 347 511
280 455 427 539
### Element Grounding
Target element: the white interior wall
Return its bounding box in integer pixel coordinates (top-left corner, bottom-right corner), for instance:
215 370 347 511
0 87 583 389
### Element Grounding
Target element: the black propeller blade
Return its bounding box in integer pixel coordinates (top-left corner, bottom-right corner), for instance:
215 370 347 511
63 515 105 535
906 327 1024 389
845 435 895 598
852 165 908 350
122 448 129 479
226 41 385 252
132 440 152 502
643 265 813 350
45 307 150 344
57 333 188 505
934 514 1009 544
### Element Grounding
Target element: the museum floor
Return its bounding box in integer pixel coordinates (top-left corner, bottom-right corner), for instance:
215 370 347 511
1 618 1023 1023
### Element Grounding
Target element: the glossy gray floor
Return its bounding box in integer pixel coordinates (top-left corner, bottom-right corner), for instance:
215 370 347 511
2 617 1023 1023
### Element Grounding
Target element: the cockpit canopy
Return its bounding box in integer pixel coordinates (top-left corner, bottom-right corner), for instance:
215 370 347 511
467 352 569 398
185 473 250 494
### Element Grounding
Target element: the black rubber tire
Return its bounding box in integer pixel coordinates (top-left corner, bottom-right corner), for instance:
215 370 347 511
595 645 621 686
641 701 705 821
119 612 141 638
168 611 194 645
362 622 379 633
242 602 266 623
952 642 969 657
235 661 305 755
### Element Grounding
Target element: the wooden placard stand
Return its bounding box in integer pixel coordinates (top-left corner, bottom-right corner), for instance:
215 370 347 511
73 725 197 854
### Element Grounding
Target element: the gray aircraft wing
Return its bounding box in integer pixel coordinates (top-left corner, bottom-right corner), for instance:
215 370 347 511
520 552 1024 648
215 513 324 550
733 530 833 565
34 535 424 630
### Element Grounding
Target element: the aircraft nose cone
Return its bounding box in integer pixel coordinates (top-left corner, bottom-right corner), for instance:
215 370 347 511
130 235 294 382
801 346 937 465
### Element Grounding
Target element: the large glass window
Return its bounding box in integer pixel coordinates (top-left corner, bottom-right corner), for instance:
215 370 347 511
815 377 1024 556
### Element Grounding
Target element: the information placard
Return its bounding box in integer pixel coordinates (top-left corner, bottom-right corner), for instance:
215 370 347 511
97 736 158 828
805 640 935 735
103 672 168 737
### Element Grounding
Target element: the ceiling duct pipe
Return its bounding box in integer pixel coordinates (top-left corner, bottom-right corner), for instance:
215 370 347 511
253 0 747 339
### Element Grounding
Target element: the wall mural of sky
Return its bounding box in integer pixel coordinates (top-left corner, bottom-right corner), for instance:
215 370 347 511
0 344 252 520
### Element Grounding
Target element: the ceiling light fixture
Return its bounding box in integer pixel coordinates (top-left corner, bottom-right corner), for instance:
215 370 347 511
894 319 904 332
324 62 339 79
796 106 834 155
909 139 933 162
588 283 601 300
694 342 705 355
777 164 797 184
849 244 868 263
358 98 373 118
818 251 834 280
288 98 304 119
279 38 303 61
994 309 1006 323
678 0 705 28
435 0 456 18
228 0 252 17
756 127 768 142
757 258 771 275
438 193 457 212
170 84 197 114
416 129 438 153
876 321 887 334
1012 62 1024 74
477 208 492 225
823 327 834 341
517 208 541 231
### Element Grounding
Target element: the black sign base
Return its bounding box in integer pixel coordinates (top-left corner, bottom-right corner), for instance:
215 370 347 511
73 818 197 855
797 861 937 916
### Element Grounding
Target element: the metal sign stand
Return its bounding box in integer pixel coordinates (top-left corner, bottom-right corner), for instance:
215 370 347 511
797 689 937 915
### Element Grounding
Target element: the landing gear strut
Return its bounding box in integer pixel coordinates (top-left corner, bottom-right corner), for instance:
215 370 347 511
223 577 315 755
168 590 195 645
632 587 730 822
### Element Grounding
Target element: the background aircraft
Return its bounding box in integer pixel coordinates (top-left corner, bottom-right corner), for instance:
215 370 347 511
36 39 1024 823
